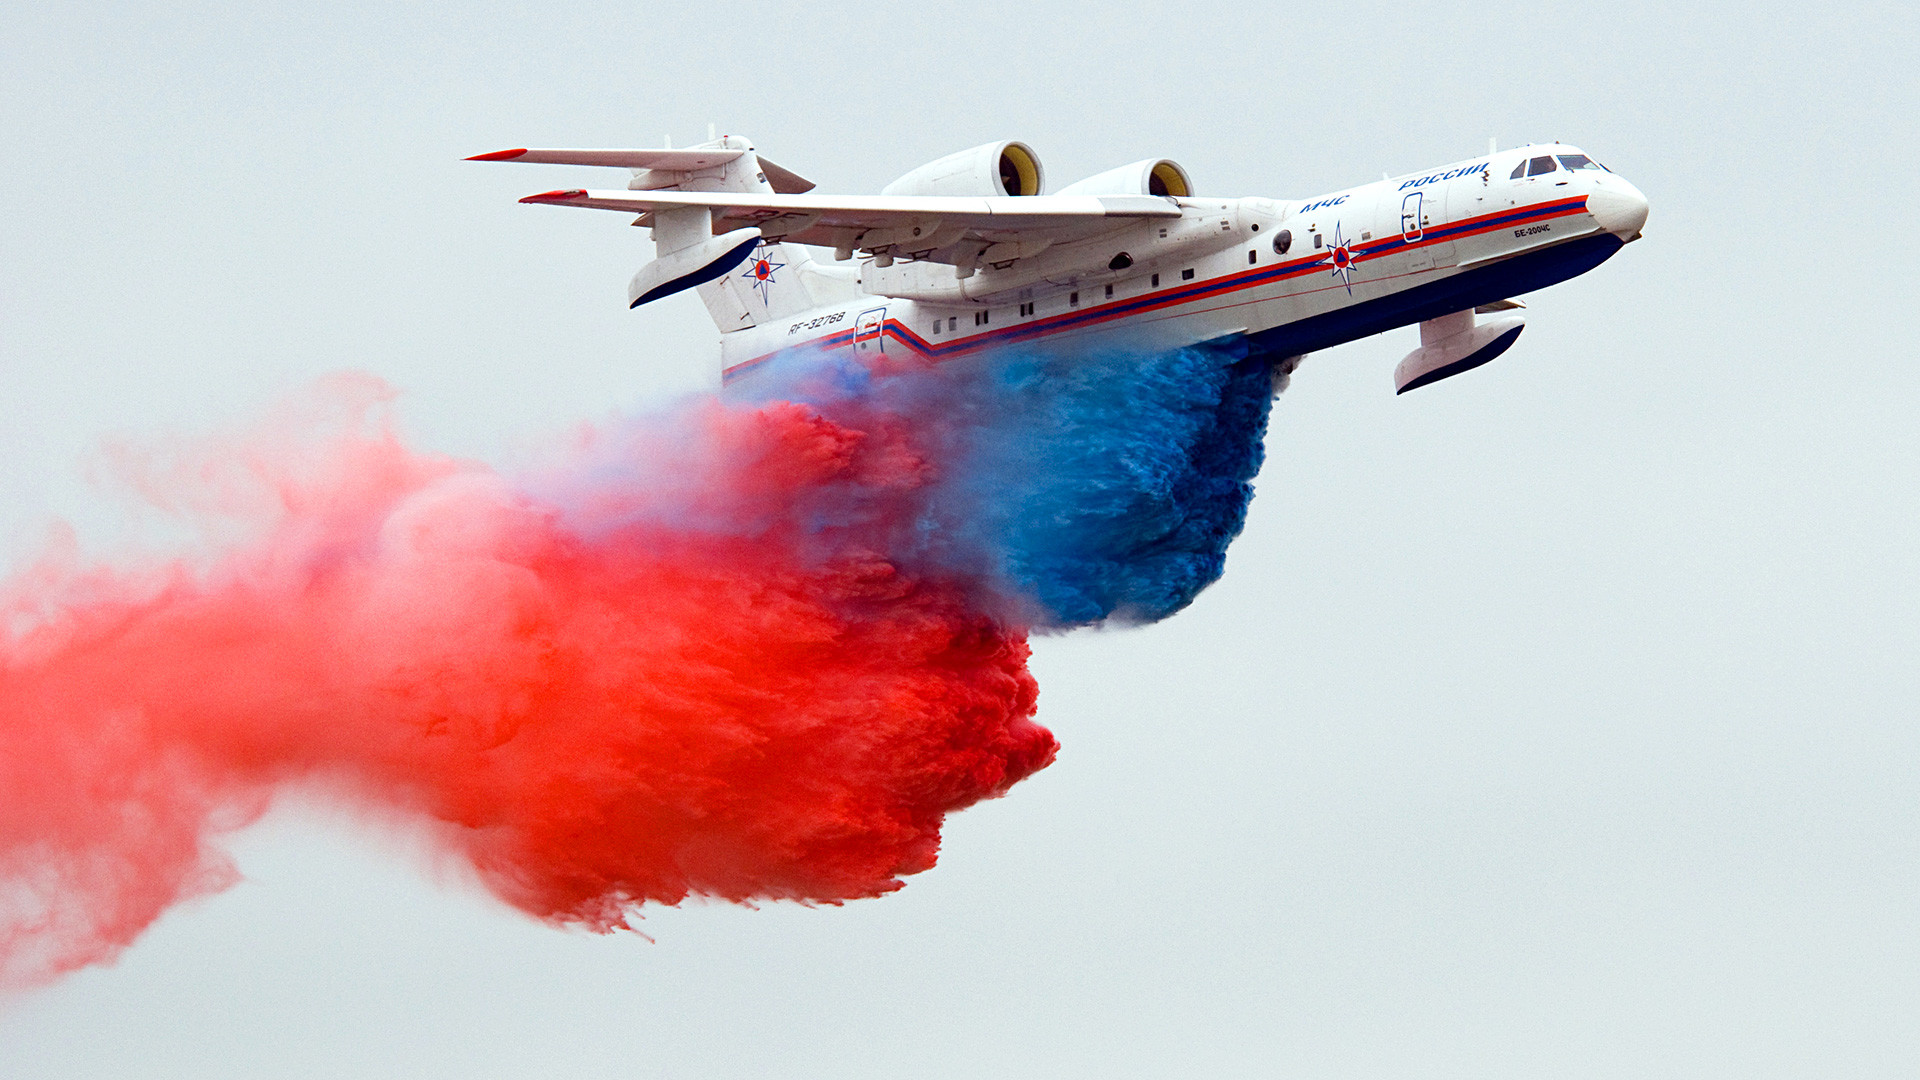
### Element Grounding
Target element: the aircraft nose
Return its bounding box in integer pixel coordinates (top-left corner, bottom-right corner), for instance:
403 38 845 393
1587 176 1649 239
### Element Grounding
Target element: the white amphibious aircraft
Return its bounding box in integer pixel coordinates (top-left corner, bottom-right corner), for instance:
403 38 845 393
471 134 1647 393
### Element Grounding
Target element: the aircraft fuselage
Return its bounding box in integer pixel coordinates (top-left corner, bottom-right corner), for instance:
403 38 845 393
719 146 1646 388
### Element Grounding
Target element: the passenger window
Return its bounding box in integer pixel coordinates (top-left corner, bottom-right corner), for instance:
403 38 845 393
1181 268 1195 280
1151 273 1160 287
1527 155 1557 176
1069 291 1079 306
948 317 956 331
1556 154 1602 171
1273 229 1292 255
932 321 941 335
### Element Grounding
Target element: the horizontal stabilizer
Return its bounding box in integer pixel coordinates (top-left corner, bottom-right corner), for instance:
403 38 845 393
466 147 745 171
755 155 815 194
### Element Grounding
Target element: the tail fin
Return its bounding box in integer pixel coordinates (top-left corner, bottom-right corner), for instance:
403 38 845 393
469 134 851 332
636 135 824 331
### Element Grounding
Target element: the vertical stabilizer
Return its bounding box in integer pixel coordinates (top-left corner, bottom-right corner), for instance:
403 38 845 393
637 135 819 331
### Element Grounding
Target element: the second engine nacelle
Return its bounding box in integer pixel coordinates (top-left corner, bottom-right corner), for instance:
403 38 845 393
1055 158 1192 198
881 140 1045 198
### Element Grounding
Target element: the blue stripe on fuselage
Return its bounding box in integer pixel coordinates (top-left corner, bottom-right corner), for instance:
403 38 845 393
1243 232 1624 360
723 198 1606 382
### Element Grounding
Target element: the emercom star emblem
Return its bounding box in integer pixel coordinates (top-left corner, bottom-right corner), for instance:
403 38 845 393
740 242 785 305
1326 223 1362 294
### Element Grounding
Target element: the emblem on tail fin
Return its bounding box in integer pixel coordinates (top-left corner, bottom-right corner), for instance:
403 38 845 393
740 242 786 305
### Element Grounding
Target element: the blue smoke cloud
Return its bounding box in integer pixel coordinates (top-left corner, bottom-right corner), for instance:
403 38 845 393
733 338 1279 629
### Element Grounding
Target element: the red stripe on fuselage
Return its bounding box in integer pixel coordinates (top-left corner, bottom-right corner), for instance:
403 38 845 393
722 196 1591 382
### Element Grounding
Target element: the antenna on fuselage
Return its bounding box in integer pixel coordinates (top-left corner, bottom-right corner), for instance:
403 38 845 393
1488 137 1497 155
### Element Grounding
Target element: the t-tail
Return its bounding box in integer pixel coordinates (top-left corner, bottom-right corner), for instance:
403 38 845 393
470 136 846 333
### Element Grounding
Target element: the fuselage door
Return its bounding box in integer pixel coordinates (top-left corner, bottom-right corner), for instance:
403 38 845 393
854 306 887 354
1401 191 1433 272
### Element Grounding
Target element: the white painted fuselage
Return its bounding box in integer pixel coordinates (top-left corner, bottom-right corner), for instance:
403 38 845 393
718 146 1645 389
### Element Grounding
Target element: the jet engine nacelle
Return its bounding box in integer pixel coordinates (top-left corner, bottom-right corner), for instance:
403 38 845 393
1055 158 1193 198
629 226 763 308
1394 310 1525 394
880 140 1045 198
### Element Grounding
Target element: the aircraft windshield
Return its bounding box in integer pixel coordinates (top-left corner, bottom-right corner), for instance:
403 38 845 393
1511 154 1560 178
1557 154 1604 171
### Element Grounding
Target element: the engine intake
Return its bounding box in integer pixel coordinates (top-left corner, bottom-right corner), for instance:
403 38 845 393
881 140 1045 198
1056 158 1192 198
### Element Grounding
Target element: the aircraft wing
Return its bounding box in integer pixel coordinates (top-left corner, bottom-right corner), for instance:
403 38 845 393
514 187 1181 262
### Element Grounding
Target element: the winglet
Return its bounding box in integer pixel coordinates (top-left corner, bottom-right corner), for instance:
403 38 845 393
519 189 587 204
466 148 530 161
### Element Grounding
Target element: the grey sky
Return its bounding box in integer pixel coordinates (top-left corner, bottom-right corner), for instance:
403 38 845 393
2 1 1918 1076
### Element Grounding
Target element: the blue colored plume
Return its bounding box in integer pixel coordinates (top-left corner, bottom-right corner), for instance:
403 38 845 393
733 338 1280 629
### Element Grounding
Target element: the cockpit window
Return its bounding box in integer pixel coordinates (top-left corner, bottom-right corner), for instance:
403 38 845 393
1527 155 1558 177
1510 161 1526 179
1557 154 1603 171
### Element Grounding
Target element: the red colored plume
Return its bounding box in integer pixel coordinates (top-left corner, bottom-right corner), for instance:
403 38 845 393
0 378 1055 987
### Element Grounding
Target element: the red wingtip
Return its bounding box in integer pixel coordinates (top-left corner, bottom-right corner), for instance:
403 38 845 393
466 148 529 161
519 189 588 204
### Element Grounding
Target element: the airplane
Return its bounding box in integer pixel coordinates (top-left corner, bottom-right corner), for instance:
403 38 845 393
469 134 1647 394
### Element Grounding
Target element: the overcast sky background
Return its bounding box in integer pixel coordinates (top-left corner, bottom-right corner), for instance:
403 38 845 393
3 1 1918 1076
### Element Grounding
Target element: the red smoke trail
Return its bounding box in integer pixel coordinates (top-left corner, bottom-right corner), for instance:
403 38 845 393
0 375 1055 988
